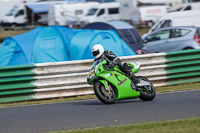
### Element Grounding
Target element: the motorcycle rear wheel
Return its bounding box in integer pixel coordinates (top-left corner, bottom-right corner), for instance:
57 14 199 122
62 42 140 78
136 76 156 101
94 81 116 104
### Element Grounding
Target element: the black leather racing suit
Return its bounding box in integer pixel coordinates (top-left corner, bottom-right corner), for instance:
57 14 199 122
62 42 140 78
95 50 135 81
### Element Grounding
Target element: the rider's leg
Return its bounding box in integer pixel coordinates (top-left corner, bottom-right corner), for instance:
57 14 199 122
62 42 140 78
119 62 139 84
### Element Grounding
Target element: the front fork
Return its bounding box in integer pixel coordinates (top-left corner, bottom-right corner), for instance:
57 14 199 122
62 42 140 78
98 80 109 91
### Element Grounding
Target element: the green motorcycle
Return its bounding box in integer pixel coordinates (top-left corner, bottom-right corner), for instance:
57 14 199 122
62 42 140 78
87 59 156 104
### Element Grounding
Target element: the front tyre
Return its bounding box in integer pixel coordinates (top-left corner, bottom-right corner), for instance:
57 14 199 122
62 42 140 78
94 81 116 104
137 76 156 101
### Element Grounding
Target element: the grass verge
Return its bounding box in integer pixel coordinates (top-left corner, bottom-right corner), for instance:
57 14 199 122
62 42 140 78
0 28 28 42
136 27 150 36
0 82 200 108
49 117 200 133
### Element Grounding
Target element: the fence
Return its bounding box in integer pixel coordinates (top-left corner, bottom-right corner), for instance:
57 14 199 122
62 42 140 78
0 49 200 103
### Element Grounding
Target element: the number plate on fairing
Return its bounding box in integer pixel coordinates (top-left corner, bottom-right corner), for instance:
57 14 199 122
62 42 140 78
88 69 96 80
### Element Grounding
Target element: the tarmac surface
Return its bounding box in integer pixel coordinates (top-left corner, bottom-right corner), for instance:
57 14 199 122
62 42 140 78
0 90 200 133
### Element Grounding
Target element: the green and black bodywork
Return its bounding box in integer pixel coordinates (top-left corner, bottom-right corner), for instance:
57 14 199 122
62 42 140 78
87 59 156 104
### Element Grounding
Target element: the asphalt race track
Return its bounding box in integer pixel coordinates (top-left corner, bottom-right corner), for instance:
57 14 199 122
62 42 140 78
0 90 200 133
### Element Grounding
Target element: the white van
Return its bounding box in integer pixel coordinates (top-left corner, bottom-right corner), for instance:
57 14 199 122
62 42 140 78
48 2 100 26
143 10 200 38
79 2 119 24
0 1 24 23
1 4 28 27
0 1 67 28
169 2 200 12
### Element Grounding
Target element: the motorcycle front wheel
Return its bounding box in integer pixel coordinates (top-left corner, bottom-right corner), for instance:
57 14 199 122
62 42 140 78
136 76 156 101
94 81 116 104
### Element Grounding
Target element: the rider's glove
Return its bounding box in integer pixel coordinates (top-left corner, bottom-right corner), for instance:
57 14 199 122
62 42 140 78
108 62 116 68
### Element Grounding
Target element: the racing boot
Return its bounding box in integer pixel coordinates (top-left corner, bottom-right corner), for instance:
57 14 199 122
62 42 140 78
120 62 139 84
129 71 140 85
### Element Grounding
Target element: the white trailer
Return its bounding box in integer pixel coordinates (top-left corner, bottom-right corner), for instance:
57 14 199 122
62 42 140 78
48 2 100 26
119 0 168 26
139 5 168 27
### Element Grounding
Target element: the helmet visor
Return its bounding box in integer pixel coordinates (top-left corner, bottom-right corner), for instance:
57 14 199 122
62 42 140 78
92 50 100 57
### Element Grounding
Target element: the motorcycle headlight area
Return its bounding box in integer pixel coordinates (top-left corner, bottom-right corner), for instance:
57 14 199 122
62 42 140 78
88 68 96 80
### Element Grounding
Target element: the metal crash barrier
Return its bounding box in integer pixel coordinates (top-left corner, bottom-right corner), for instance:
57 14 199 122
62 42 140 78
0 49 200 103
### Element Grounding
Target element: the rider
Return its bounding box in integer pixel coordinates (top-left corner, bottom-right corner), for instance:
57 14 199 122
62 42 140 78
91 44 139 84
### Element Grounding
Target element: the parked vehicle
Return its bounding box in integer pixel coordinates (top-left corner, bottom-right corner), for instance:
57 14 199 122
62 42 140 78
0 1 67 28
135 0 183 5
48 2 100 26
0 1 24 23
120 0 168 27
143 10 200 38
139 6 168 27
169 2 200 12
87 59 156 104
79 2 119 26
142 26 200 54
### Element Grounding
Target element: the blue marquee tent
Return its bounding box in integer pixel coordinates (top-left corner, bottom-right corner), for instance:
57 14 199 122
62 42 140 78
82 21 144 54
0 26 136 66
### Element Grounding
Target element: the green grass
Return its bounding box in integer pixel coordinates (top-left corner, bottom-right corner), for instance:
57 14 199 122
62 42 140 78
156 82 200 93
136 27 150 36
49 117 200 133
0 28 28 41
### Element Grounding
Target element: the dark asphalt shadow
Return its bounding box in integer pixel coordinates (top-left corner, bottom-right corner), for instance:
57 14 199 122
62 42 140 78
73 98 145 106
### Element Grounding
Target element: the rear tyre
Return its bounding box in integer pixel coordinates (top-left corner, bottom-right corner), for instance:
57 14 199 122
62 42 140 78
137 76 156 101
10 23 17 30
147 21 154 27
94 81 116 104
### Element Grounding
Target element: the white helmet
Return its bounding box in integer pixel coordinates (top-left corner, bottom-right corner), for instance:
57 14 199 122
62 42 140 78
92 44 104 59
